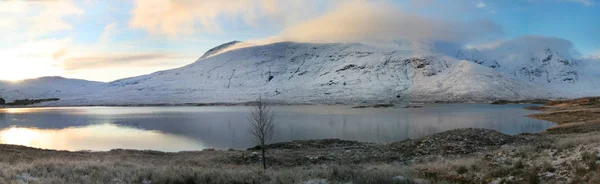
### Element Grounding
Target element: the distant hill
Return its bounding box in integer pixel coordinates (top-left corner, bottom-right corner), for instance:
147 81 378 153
0 77 105 102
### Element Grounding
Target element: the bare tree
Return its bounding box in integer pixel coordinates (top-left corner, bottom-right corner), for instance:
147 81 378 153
247 96 276 169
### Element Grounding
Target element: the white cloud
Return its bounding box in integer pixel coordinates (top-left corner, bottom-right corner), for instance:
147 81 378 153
254 1 503 44
475 35 581 59
61 53 184 71
476 2 487 8
529 0 595 6
564 0 594 6
129 0 323 36
588 50 600 59
49 36 195 82
0 1 30 13
98 23 118 44
28 1 84 38
0 1 84 44
0 1 85 80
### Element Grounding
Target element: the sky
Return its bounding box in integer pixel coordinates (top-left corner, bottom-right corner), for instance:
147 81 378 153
0 0 598 82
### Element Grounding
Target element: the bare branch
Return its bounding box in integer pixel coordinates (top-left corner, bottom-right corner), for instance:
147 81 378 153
247 96 277 169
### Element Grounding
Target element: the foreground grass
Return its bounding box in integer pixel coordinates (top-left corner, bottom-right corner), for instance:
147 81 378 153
0 151 413 184
0 144 417 184
3 127 600 184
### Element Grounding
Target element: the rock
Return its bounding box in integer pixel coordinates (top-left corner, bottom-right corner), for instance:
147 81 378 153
16 173 36 184
111 178 123 184
249 139 365 150
351 104 394 108
390 128 523 156
302 179 328 184
16 173 30 181
491 100 509 105
392 175 409 182
306 156 319 160
541 172 556 179
412 178 431 184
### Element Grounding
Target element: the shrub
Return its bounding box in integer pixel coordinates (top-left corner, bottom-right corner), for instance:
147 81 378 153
456 166 468 174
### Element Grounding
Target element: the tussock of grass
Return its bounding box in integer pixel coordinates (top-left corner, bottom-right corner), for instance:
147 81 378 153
0 145 414 184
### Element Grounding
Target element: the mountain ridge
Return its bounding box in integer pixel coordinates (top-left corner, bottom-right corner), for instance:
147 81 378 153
1 40 597 105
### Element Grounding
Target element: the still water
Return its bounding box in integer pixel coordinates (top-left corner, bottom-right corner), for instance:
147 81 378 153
0 104 555 152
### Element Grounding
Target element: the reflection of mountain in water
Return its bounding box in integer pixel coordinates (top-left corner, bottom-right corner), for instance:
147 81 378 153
0 105 555 149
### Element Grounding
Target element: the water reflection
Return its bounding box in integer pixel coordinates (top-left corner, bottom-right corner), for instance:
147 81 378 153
0 123 207 151
0 107 46 114
0 104 556 151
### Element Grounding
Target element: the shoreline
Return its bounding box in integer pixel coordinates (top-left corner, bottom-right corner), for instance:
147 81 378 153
1 100 543 109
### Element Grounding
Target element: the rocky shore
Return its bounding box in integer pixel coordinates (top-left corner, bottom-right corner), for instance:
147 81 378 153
1 97 600 183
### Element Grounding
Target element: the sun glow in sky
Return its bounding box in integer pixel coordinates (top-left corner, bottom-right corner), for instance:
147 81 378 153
0 0 598 82
0 44 64 81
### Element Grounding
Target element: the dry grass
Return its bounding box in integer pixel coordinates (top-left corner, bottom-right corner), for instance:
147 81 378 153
0 144 416 184
408 133 600 183
1 162 414 184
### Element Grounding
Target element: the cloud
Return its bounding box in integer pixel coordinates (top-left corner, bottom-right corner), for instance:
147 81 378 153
529 0 595 6
0 1 30 14
0 1 83 39
129 0 319 36
563 0 594 6
98 23 117 43
52 48 67 61
61 53 185 71
255 1 503 44
474 35 581 59
588 51 600 59
28 1 84 38
476 2 487 8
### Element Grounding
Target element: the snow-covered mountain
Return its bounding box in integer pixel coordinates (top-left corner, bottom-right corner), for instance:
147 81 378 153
1 40 598 106
456 42 599 97
0 77 105 102
53 42 558 105
198 41 253 59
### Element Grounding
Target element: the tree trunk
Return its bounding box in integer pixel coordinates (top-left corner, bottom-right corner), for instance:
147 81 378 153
262 146 267 170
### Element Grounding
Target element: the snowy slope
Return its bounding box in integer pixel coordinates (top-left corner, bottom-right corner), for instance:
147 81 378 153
0 77 105 102
2 40 597 106
198 41 253 59
410 60 559 101
456 43 599 97
51 42 558 105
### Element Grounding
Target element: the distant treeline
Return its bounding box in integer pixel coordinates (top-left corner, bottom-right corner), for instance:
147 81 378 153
1 98 60 106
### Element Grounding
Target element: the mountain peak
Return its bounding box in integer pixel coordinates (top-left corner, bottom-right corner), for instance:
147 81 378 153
200 41 250 59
